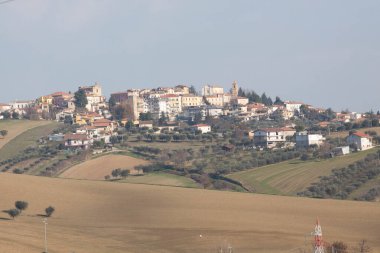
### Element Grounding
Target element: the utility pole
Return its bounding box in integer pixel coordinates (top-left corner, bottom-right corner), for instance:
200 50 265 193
43 218 48 253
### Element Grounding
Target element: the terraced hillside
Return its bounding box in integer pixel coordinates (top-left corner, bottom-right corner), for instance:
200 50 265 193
228 148 379 195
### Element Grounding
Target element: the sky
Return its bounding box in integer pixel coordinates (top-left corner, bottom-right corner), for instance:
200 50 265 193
0 0 379 112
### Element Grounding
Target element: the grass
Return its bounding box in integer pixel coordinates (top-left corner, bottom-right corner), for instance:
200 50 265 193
0 121 61 161
0 120 51 149
228 147 380 195
349 174 380 200
1 173 380 253
328 126 380 139
119 172 200 188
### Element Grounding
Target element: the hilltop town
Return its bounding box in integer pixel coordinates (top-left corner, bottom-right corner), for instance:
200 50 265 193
0 82 379 153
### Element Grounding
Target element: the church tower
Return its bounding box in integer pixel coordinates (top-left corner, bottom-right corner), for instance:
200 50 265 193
232 80 238 97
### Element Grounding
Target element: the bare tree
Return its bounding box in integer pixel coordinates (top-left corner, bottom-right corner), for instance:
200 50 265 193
353 240 371 253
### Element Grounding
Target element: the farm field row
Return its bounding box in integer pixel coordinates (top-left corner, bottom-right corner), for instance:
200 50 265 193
227 148 380 195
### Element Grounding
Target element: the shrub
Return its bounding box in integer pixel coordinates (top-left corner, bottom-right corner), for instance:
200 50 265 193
15 201 28 212
5 209 20 219
45 206 55 217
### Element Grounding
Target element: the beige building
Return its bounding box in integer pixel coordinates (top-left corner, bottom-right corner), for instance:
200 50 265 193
181 94 203 108
231 80 239 97
202 85 224 96
79 83 106 112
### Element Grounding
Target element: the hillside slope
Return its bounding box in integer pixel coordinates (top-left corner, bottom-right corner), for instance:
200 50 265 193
227 148 379 195
0 173 379 253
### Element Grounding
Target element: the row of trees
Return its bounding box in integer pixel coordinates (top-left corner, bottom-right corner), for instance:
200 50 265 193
0 111 20 119
3 200 55 220
238 88 281 106
299 151 380 200
104 168 131 180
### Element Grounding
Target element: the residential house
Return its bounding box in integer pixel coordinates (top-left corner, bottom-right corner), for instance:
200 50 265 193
64 134 90 150
93 119 115 133
295 131 325 149
139 120 154 129
192 124 211 134
347 132 373 151
284 101 303 113
231 97 249 106
254 127 296 149
48 133 65 142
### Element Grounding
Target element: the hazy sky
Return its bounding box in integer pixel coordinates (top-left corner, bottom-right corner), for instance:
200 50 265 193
1 0 379 112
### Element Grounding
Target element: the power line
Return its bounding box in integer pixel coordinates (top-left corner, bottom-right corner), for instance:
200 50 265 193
0 0 15 5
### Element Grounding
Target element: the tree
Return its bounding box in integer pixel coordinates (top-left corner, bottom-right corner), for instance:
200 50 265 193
1 111 11 119
45 206 55 217
12 111 19 119
113 103 133 121
353 240 371 253
274 96 284 105
139 112 153 121
74 89 88 108
108 96 116 110
0 130 8 137
327 241 348 253
63 115 73 125
111 168 122 178
15 201 28 213
193 112 203 124
158 111 168 125
189 85 197 95
6 209 20 220
121 169 130 179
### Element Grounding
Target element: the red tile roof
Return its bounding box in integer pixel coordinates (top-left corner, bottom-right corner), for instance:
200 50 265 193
352 132 370 138
64 134 89 141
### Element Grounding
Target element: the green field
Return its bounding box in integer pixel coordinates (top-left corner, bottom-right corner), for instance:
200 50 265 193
119 172 200 188
228 148 380 195
0 121 61 161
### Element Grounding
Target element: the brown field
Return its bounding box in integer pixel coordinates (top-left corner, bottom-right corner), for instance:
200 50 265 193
59 154 150 180
328 126 380 139
0 173 380 253
0 120 51 149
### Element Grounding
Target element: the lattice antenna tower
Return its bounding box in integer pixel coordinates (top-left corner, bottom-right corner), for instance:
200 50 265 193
313 218 324 253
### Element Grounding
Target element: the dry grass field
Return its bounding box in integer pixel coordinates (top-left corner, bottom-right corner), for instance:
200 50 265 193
59 154 150 180
228 148 379 195
328 126 380 139
0 173 380 253
0 120 61 161
0 120 51 150
119 172 200 188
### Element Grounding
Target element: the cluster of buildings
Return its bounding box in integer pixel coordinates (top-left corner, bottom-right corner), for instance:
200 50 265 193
252 127 373 155
0 82 376 154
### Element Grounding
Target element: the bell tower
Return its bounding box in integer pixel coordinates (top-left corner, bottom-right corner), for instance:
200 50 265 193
232 80 238 97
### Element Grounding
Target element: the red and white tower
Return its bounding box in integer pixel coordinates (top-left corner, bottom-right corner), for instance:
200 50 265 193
313 218 324 253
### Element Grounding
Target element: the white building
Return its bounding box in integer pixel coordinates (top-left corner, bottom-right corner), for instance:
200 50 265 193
0 103 11 112
202 85 224 96
9 100 34 110
284 101 303 113
295 131 325 149
347 132 373 151
192 124 211 134
254 127 296 149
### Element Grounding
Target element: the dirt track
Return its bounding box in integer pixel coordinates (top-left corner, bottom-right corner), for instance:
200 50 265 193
0 173 379 253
